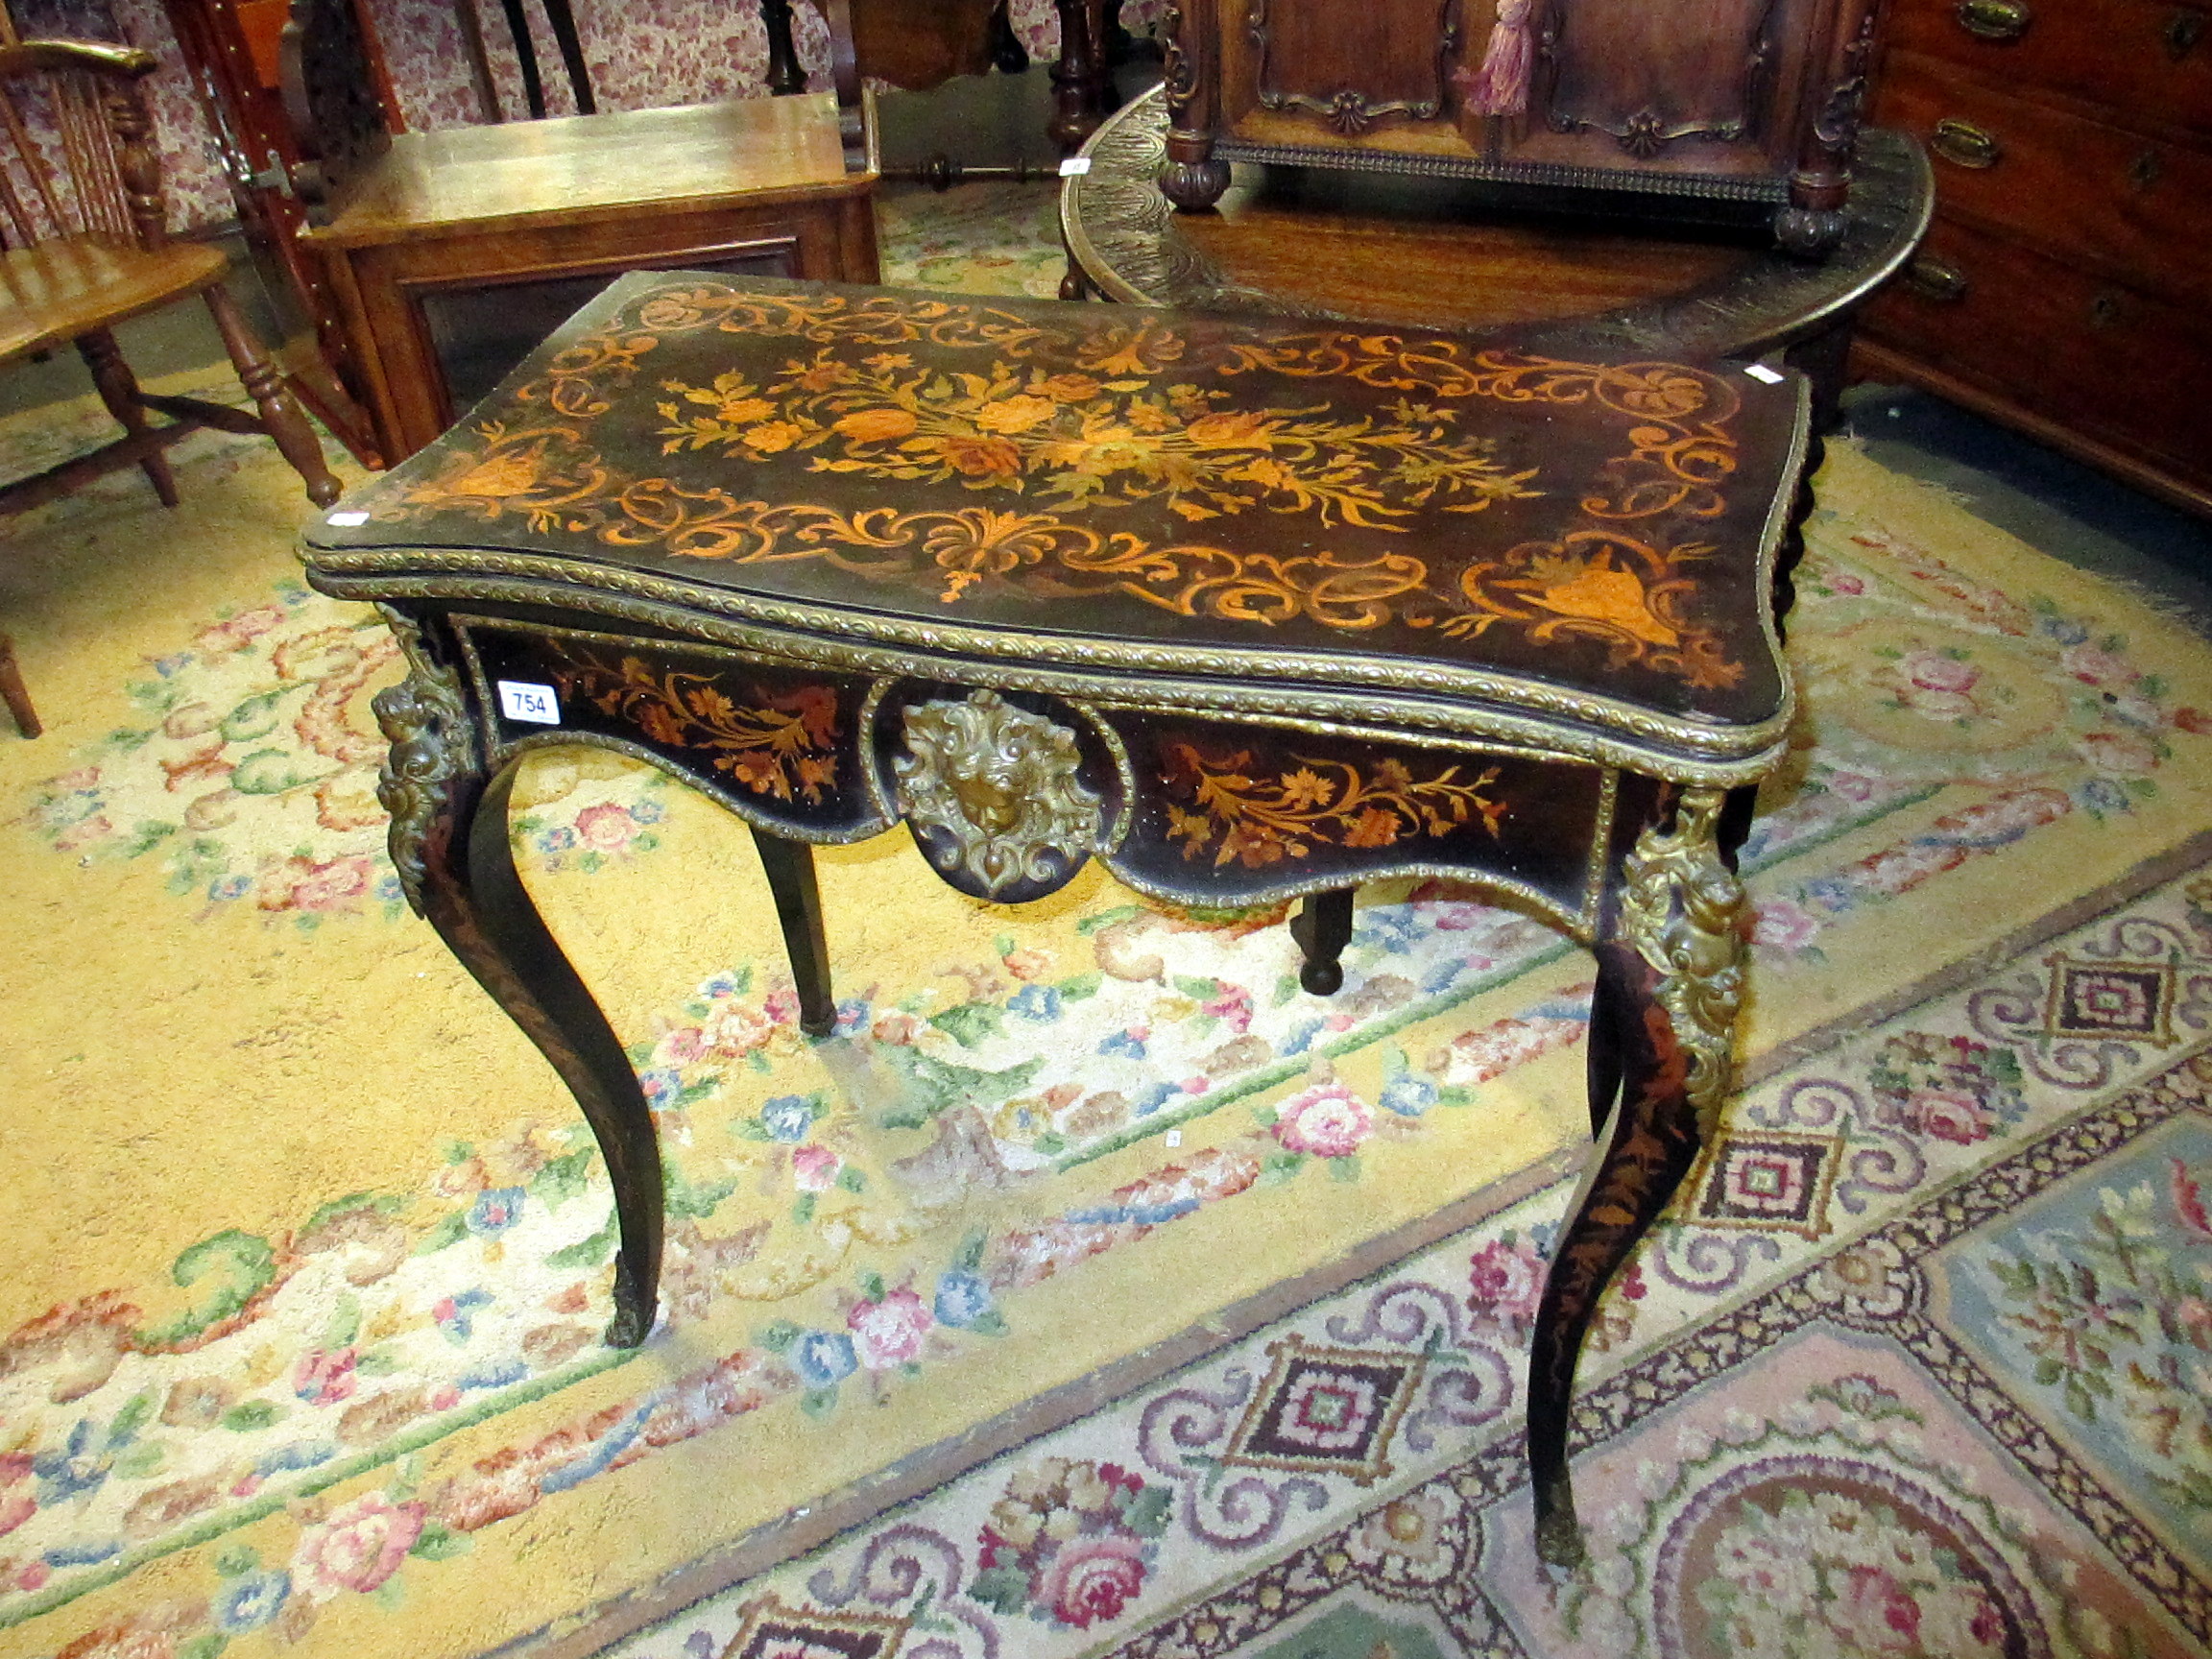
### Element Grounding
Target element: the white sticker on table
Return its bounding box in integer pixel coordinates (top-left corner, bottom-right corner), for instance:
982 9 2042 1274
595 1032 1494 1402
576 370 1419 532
1059 156 1092 176
496 681 562 725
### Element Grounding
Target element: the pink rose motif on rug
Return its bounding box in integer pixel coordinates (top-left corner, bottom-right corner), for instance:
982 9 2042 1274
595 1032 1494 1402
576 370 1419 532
1268 1082 1374 1160
1865 1033 2028 1145
1467 1230 1549 1330
291 1491 426 1603
970 1458 1169 1630
1655 1465 2022 1657
1740 514 2212 958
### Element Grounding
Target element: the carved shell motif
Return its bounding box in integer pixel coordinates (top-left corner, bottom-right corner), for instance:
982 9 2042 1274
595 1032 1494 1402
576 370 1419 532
894 690 1103 899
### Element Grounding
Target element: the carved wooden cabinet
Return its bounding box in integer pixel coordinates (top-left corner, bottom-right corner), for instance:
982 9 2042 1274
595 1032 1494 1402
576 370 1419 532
1156 0 1887 252
1853 0 2212 516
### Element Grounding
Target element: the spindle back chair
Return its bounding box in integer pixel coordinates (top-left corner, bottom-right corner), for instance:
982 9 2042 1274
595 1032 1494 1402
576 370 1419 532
0 36 340 736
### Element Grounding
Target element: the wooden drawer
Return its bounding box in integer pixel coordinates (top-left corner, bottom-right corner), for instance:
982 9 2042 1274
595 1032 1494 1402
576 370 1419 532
1882 0 2212 137
1861 214 2212 494
1876 53 2212 309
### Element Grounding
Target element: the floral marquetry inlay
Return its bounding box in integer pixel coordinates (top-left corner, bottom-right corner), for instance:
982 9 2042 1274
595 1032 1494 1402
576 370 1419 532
331 276 1800 709
654 352 1542 528
547 647 841 803
1162 740 1505 868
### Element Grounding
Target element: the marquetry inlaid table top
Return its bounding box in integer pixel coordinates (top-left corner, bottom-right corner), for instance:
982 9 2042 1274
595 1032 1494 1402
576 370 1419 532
305 273 1807 781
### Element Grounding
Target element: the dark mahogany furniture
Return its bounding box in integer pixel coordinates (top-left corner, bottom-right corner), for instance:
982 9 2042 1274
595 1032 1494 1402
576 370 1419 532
301 272 1811 1565
1064 85 1932 430
792 0 1122 156
279 0 879 466
1854 0 2212 517
1154 0 1887 254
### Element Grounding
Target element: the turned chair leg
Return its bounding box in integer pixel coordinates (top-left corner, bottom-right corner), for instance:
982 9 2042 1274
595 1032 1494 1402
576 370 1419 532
760 0 805 95
1290 887 1355 995
77 328 178 508
0 635 39 737
203 283 342 508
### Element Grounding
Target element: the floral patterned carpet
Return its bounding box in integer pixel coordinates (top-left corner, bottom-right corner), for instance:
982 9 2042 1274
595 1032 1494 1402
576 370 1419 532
1 185 2210 1659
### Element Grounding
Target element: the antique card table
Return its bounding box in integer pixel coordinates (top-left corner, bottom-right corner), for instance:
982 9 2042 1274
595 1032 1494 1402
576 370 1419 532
301 271 1811 1566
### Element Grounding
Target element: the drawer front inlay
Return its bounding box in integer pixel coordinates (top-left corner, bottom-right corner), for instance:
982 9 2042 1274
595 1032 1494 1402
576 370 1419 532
457 619 886 838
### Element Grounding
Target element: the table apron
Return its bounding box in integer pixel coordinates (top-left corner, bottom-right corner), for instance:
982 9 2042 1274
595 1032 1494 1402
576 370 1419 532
443 606 1622 933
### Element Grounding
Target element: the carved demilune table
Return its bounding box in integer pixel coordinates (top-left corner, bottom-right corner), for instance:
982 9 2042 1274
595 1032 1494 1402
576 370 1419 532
301 273 1810 1566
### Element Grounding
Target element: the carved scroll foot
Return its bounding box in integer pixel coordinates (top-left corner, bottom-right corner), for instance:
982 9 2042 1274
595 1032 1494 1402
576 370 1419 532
753 829 837 1039
1289 887 1354 996
1158 155 1231 210
606 1252 653 1347
374 613 664 1351
1535 1476 1588 1571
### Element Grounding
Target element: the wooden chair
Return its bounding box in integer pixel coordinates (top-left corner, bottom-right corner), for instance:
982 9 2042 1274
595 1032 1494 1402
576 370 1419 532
282 0 881 465
0 37 342 736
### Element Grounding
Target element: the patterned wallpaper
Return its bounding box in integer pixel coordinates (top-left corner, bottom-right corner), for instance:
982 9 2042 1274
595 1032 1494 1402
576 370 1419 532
6 0 1166 235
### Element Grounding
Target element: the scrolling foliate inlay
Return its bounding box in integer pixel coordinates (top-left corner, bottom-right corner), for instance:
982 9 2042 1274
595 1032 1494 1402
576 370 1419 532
1619 787 1746 1140
371 609 476 916
1201 347 1744 521
545 646 841 804
363 284 1763 683
384 434 1736 674
654 351 1540 528
895 691 1103 897
1162 741 1503 868
488 283 1743 526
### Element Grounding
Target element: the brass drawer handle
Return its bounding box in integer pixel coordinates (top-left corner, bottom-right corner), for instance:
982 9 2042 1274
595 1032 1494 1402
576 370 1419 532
2168 8 2206 58
1904 254 1970 301
1956 0 2031 39
1931 118 2004 167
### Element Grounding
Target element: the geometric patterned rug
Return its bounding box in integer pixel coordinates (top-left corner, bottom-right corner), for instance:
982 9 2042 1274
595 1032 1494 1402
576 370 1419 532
595 860 2212 1658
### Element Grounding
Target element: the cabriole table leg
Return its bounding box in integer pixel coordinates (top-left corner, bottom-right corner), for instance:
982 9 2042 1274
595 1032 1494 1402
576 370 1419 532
372 610 666 1348
1527 788 1748 1566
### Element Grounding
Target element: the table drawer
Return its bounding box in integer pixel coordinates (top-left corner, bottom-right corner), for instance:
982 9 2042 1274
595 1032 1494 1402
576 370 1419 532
1861 215 2212 490
1881 0 2212 135
1875 53 2212 309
